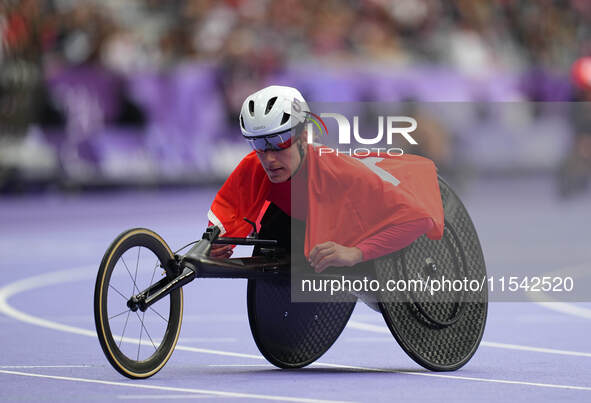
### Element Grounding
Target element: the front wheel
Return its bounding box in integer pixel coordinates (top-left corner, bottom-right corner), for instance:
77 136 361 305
94 228 183 379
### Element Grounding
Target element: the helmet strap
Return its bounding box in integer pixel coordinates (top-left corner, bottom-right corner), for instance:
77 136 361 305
290 136 306 179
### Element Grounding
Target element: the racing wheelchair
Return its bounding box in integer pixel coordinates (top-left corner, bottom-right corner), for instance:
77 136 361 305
93 178 487 378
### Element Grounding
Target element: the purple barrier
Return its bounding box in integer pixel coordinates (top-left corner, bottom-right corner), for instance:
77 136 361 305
48 65 125 133
41 63 575 184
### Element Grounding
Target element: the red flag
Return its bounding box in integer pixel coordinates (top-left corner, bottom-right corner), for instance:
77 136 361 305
304 145 444 256
209 145 444 257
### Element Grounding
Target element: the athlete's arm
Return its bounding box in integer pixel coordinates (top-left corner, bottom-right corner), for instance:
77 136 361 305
309 218 433 272
355 217 434 261
309 242 363 273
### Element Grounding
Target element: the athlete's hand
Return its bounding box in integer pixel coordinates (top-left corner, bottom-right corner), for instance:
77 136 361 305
209 244 234 259
309 242 363 273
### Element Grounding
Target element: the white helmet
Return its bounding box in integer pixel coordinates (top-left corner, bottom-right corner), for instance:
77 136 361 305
239 85 310 138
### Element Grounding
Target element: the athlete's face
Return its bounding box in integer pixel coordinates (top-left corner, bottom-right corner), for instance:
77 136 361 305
256 140 302 183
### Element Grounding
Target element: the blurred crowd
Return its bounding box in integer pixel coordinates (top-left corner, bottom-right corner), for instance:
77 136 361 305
3 0 590 73
2 0 590 124
1 0 590 193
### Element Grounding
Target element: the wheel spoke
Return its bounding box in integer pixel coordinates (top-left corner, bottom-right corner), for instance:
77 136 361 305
144 257 168 323
146 259 159 298
109 308 130 320
133 247 141 293
135 311 158 352
119 309 132 348
135 310 157 357
109 284 128 301
149 306 169 324
137 311 144 360
121 255 141 295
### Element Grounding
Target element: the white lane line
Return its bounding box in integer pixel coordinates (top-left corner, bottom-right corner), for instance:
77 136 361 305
481 341 591 358
179 337 237 343
117 395 223 400
0 267 100 339
207 361 591 392
527 263 591 320
534 302 591 319
2 267 591 393
347 320 591 358
0 267 264 361
0 365 92 369
342 337 392 343
346 321 388 333
311 363 591 392
208 364 273 367
0 370 349 403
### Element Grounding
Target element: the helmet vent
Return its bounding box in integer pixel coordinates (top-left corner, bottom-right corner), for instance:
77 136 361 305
248 100 255 117
265 97 278 114
280 112 290 125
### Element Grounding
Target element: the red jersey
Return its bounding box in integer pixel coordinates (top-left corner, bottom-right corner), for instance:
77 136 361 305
208 144 444 257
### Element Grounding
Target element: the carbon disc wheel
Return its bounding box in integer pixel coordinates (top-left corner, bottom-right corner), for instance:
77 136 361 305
377 178 488 371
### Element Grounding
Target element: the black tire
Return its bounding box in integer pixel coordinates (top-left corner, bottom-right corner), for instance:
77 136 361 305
94 228 183 379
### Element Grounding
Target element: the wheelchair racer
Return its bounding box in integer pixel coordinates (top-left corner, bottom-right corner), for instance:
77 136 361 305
207 85 444 273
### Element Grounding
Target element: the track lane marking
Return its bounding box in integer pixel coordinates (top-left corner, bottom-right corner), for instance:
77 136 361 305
346 320 591 357
533 302 591 319
117 395 223 399
0 365 92 369
306 363 591 391
526 263 591 319
208 364 272 367
1 267 591 393
0 370 350 403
